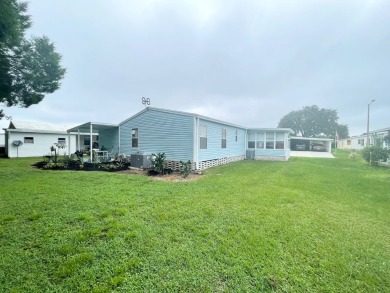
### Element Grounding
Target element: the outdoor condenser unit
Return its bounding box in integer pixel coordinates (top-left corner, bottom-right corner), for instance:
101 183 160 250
130 153 153 169
246 149 255 160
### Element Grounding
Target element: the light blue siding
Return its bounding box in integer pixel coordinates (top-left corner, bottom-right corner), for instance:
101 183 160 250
198 119 246 161
99 128 119 154
120 109 194 161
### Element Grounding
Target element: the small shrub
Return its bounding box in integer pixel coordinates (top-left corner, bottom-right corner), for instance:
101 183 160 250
361 146 389 165
66 160 81 170
42 162 65 170
349 152 357 160
180 160 192 177
100 162 126 172
151 153 166 175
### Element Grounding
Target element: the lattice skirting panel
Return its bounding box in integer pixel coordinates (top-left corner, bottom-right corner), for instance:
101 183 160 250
197 155 245 170
165 160 197 172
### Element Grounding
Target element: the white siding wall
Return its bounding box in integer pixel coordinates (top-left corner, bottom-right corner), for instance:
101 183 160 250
0 132 5 147
6 132 77 158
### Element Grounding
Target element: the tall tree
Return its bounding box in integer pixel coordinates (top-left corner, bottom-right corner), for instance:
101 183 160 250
0 0 66 119
278 105 348 138
336 124 349 139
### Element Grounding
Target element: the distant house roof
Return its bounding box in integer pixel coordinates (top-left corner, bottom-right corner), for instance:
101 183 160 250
5 120 76 134
370 127 390 134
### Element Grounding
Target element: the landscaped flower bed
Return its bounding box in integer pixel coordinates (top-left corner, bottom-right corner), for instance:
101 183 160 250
34 157 130 172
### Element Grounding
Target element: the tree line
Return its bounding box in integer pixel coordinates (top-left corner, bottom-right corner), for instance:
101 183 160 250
278 105 349 139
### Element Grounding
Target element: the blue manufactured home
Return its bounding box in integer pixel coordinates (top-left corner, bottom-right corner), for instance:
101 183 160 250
68 107 292 170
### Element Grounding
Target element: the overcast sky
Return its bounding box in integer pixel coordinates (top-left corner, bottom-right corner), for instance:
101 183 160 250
1 0 389 135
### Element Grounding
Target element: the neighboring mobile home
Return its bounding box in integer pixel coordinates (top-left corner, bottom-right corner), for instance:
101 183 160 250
337 127 390 150
68 107 292 170
3 121 98 158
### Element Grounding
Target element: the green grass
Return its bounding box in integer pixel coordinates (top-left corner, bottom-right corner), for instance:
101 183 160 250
1 151 389 292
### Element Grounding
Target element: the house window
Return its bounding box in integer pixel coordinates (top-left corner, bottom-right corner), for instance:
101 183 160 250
132 128 138 148
84 137 90 146
256 131 264 149
58 138 66 146
266 132 275 149
358 139 364 146
248 131 255 149
24 137 34 144
235 130 238 142
347 140 351 145
200 125 207 149
221 128 227 148
275 132 284 149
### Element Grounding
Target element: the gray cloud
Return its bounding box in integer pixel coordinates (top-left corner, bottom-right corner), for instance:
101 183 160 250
1 0 389 135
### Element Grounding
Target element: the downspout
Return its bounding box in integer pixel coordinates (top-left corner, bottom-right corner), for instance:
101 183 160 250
193 117 199 170
245 129 248 158
90 123 93 162
118 126 121 154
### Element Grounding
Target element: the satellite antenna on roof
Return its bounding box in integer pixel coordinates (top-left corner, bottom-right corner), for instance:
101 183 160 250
142 97 150 107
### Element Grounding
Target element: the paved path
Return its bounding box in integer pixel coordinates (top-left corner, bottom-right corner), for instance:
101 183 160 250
290 151 334 158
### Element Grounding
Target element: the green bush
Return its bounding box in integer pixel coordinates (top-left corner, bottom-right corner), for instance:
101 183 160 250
361 146 389 165
151 153 166 175
42 162 65 170
180 160 192 177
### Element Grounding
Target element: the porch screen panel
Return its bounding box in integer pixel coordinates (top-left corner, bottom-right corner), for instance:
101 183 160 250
256 131 264 149
275 132 284 149
266 132 275 149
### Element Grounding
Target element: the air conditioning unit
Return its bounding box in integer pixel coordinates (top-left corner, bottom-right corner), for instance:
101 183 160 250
130 153 153 169
246 149 255 160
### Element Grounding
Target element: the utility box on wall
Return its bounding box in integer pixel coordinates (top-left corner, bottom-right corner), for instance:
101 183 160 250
130 153 153 169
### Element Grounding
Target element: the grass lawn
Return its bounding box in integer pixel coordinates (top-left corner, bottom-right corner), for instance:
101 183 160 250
1 151 389 292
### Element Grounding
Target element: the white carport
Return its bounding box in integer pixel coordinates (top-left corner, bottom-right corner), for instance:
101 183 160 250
290 137 334 158
67 122 118 162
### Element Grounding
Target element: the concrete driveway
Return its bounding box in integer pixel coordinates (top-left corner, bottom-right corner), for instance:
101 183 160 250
290 151 334 158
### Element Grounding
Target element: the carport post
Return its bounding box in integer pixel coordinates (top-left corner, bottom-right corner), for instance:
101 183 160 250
67 131 70 157
77 129 80 151
90 124 93 162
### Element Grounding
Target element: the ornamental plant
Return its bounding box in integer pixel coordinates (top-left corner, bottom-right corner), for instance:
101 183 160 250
361 146 389 166
180 160 192 178
151 153 166 175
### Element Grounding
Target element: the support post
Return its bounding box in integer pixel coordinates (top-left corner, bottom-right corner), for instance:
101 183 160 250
90 124 93 162
67 132 71 157
367 99 375 147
